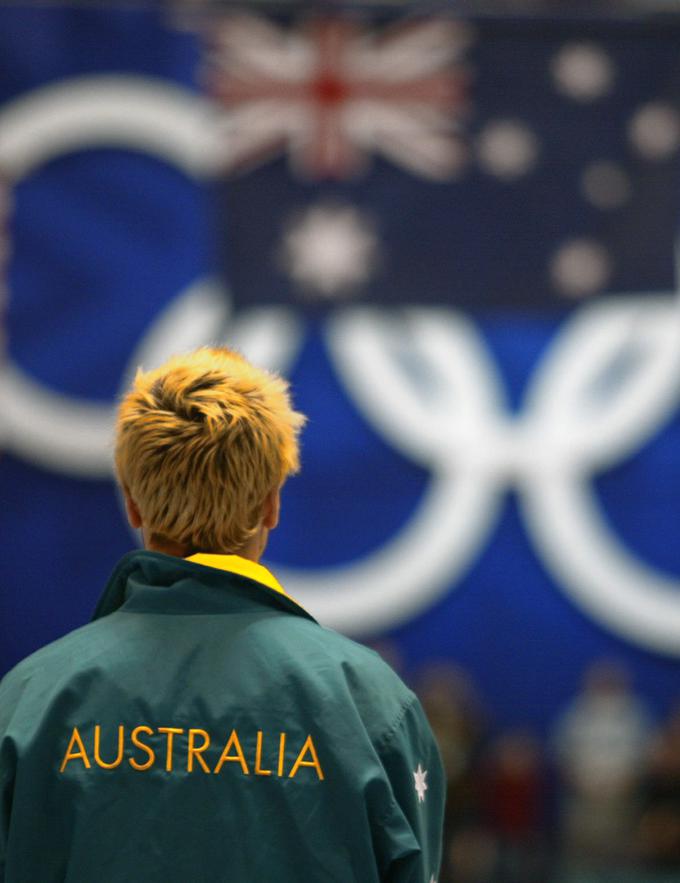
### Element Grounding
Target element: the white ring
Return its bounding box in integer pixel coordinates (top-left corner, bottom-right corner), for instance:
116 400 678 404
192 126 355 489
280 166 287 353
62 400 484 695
0 76 221 476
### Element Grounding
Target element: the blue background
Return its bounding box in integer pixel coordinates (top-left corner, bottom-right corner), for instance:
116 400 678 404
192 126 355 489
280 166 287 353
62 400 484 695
1 4 680 742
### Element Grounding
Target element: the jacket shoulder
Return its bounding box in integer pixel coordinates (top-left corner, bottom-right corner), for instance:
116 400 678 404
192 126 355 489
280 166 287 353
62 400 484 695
255 615 416 743
0 619 113 718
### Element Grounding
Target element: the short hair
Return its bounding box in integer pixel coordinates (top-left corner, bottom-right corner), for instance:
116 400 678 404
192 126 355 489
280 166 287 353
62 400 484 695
115 347 306 553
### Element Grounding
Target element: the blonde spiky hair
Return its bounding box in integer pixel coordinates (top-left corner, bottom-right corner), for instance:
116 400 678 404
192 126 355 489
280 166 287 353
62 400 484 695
115 347 306 553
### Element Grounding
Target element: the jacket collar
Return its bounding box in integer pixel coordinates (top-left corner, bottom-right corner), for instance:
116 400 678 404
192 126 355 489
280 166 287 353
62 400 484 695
92 550 316 624
185 553 288 597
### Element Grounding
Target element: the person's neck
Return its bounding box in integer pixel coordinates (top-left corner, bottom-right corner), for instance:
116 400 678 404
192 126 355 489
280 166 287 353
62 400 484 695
144 530 265 563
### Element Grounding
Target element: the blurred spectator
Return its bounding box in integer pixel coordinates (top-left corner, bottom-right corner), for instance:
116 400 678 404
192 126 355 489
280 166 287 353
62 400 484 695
635 703 680 875
552 659 653 873
414 662 487 883
482 728 548 882
416 663 487 818
447 824 498 883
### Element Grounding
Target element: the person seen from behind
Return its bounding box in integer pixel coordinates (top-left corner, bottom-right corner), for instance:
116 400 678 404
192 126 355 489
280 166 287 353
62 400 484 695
0 347 445 882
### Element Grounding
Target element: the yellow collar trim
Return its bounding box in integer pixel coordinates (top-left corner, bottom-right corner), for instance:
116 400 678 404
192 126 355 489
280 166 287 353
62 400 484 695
185 553 288 598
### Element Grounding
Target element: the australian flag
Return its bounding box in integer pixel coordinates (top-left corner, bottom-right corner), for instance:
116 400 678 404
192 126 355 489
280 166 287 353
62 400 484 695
210 12 680 311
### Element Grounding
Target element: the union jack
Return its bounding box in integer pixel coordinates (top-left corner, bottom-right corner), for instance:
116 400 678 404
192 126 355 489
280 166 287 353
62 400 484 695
205 14 471 180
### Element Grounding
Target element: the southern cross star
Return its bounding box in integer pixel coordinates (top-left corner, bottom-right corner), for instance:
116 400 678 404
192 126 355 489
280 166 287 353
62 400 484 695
413 763 428 803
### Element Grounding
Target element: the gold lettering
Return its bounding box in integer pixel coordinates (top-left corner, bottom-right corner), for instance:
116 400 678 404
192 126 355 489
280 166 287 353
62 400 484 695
289 734 324 781
129 726 156 771
213 729 249 775
158 727 183 772
93 725 124 769
60 726 91 773
254 730 272 776
58 724 321 779
277 732 286 778
187 728 211 773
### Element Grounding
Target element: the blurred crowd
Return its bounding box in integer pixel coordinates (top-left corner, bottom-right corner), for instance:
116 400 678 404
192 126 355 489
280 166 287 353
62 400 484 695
406 657 680 883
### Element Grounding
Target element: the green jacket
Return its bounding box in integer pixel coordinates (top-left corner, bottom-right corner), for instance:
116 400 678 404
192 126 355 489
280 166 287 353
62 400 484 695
0 551 445 882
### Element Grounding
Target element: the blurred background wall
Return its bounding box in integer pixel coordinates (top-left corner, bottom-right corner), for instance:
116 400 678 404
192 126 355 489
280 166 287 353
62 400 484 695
2 1 680 880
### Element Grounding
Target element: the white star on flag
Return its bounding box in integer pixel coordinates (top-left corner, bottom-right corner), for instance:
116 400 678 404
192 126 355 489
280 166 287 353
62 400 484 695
278 201 379 298
413 763 428 803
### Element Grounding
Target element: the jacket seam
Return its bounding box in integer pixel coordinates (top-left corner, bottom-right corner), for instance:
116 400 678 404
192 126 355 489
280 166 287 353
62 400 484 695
374 694 418 754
